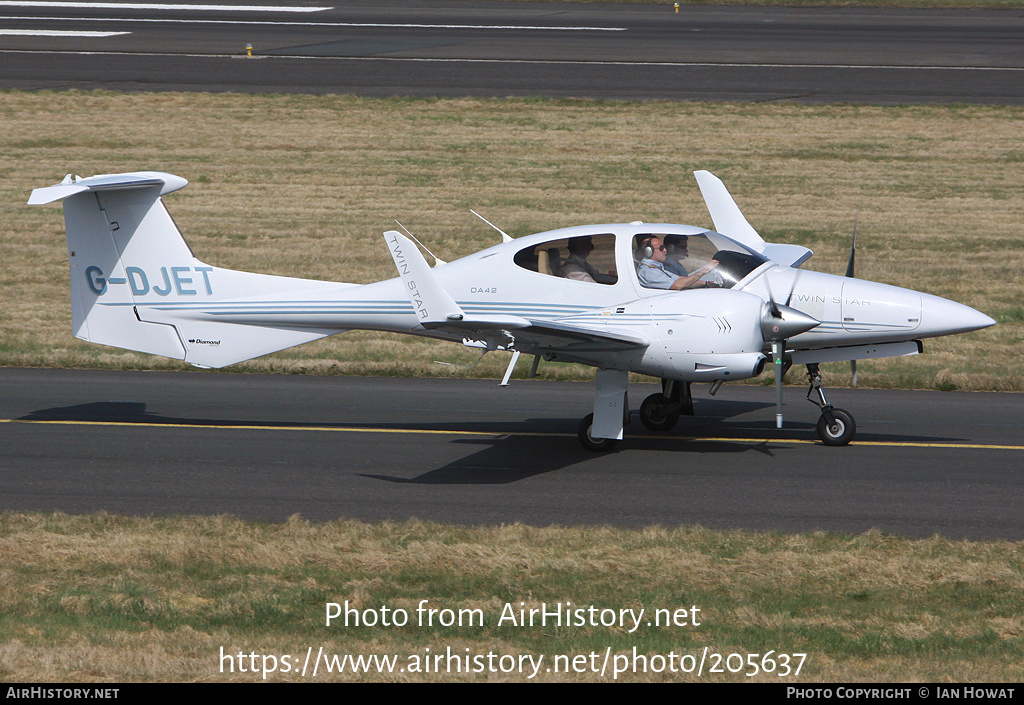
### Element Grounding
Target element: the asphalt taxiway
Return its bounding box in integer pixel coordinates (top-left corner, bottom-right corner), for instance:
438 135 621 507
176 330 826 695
2 367 1022 540
1 1 1022 102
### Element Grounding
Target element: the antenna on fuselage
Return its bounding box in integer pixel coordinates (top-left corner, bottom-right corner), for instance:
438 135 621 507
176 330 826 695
470 209 513 243
394 220 447 266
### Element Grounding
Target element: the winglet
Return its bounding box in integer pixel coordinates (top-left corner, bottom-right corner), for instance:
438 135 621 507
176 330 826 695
694 171 813 267
384 230 465 325
693 170 766 252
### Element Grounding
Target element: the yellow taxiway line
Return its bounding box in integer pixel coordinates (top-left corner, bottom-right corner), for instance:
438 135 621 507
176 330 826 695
4 417 1023 451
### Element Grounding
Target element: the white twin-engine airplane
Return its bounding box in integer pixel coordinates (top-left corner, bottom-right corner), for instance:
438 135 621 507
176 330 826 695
30 170 994 450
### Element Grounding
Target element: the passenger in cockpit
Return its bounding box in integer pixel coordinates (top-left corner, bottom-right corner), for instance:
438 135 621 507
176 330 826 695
637 236 719 290
562 236 616 284
662 234 692 277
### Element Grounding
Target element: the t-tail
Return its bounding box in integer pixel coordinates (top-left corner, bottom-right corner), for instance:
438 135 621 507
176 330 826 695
30 172 354 368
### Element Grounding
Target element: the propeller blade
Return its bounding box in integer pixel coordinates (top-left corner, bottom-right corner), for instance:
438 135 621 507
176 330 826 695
784 269 802 307
845 212 858 278
764 273 782 318
845 213 859 386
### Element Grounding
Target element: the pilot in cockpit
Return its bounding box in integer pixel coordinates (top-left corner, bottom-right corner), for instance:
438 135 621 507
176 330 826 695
637 236 719 290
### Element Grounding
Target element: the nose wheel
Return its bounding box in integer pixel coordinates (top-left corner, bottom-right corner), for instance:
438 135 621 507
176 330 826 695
816 408 856 446
806 364 856 446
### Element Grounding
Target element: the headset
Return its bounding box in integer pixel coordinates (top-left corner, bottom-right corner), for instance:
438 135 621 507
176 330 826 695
637 237 657 260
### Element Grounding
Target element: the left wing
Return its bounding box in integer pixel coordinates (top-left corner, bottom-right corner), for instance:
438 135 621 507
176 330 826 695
384 231 649 354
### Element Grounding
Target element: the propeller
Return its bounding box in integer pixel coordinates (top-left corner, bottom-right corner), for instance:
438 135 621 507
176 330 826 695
761 272 819 429
845 213 858 386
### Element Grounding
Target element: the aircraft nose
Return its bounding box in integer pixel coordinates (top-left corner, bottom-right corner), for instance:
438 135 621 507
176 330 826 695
919 293 996 337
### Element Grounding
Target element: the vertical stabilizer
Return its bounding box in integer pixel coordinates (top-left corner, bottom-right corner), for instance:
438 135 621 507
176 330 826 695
30 172 351 368
33 173 192 359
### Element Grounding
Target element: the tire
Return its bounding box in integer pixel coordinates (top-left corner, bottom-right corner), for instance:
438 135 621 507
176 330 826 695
639 393 681 432
577 413 619 452
817 408 856 446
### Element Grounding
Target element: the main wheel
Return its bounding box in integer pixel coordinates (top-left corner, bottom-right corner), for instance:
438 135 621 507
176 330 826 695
577 413 619 452
816 408 856 446
639 393 681 432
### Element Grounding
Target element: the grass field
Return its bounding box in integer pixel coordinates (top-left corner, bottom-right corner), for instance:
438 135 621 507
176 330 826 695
2 91 1021 391
1 511 1022 682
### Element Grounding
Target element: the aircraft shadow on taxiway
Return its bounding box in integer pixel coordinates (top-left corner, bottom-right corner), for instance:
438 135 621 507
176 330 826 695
22 397 974 486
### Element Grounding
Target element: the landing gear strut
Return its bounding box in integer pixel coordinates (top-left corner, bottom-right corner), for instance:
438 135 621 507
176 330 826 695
576 369 629 452
638 379 693 432
806 363 856 446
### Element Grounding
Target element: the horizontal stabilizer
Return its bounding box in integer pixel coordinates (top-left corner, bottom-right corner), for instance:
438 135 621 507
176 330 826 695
29 172 187 205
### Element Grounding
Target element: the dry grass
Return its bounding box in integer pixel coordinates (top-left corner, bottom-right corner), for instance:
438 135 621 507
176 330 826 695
1 512 1022 682
2 92 1022 389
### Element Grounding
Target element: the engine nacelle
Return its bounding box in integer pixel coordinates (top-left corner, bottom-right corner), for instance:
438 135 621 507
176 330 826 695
639 289 768 381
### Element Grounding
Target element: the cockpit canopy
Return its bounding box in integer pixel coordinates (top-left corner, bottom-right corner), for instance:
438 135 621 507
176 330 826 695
512 228 769 290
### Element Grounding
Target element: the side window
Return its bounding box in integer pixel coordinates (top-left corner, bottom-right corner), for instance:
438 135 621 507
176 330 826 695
513 234 617 285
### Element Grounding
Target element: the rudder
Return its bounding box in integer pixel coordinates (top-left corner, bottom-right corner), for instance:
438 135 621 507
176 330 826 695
32 172 192 360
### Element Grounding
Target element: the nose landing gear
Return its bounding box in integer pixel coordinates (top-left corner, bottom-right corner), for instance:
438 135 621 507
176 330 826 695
806 363 856 446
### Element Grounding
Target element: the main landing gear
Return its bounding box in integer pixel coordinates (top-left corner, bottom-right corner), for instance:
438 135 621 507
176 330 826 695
578 378 694 450
577 413 618 452
638 379 693 432
575 368 857 451
805 363 856 446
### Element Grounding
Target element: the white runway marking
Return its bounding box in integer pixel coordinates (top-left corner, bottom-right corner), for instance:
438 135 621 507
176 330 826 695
0 15 626 31
0 1 331 10
0 28 127 35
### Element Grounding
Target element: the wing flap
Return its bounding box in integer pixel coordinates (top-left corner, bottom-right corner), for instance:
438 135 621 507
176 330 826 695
431 317 648 353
